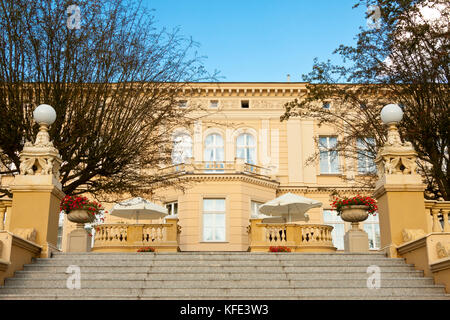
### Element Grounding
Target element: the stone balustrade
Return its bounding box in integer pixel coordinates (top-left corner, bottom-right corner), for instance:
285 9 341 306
425 200 450 233
159 159 273 179
92 217 180 252
248 219 336 252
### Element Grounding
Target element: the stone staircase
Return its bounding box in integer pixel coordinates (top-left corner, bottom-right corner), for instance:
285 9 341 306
0 252 449 300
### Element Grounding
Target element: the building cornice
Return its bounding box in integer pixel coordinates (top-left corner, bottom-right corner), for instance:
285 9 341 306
157 173 280 189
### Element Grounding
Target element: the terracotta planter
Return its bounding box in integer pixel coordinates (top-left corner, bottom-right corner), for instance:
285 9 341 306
340 205 369 230
66 209 96 225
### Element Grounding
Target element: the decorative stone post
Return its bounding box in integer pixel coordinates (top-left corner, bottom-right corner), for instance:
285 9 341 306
9 104 64 258
0 204 6 230
374 104 428 257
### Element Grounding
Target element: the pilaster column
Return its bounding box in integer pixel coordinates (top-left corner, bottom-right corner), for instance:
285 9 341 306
0 205 5 230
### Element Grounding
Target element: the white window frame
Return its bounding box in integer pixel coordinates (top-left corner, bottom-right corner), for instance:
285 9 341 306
362 213 380 250
319 136 340 174
209 100 219 108
357 137 376 174
236 133 256 164
172 133 193 165
323 209 346 250
202 199 226 242
250 201 263 218
165 201 178 216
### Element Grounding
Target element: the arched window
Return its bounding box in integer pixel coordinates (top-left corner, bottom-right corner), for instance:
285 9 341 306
236 133 256 164
172 133 192 164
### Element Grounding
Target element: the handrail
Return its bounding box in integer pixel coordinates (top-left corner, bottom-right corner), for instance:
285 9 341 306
425 200 450 233
249 219 336 252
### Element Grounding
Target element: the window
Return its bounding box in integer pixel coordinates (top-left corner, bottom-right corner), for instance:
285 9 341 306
251 201 263 218
166 202 178 216
363 213 380 250
323 210 345 250
241 100 249 108
319 137 339 174
178 100 188 108
172 133 193 165
203 199 226 241
57 211 65 250
357 138 376 174
204 133 224 172
236 133 256 164
210 100 219 108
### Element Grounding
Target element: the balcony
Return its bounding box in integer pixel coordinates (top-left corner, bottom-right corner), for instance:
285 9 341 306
159 159 275 181
248 218 337 252
92 217 180 252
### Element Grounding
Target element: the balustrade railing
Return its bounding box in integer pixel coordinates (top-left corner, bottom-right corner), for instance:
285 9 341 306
159 159 273 179
425 200 450 233
249 219 336 252
92 217 180 252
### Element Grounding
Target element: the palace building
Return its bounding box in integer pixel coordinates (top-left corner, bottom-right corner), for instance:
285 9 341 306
58 82 380 252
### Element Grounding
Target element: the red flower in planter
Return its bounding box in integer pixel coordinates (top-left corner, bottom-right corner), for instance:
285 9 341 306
269 246 291 253
331 195 378 215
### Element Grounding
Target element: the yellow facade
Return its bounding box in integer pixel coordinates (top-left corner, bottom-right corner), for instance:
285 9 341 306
85 82 377 252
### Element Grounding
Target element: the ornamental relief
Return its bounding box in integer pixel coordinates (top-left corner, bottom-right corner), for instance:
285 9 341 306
436 242 449 259
18 127 62 179
375 123 419 179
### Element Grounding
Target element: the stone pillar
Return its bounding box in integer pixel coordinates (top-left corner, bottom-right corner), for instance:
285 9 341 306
344 222 369 253
67 224 92 252
374 122 428 257
9 109 64 258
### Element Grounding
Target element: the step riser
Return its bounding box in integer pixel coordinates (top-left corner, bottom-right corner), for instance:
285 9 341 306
1 252 447 300
22 266 416 273
31 260 408 266
0 287 444 296
5 278 435 288
10 272 426 280
47 255 392 261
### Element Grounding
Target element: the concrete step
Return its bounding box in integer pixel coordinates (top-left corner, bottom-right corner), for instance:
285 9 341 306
31 258 408 266
48 253 390 261
0 287 445 296
4 278 436 288
11 270 426 280
21 265 417 273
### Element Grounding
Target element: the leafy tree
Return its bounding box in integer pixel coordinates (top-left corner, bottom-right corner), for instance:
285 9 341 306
282 0 449 200
0 0 216 200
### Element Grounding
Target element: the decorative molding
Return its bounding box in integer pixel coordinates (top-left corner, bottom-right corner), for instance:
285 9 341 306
430 256 450 273
397 235 427 255
10 232 42 254
402 229 426 243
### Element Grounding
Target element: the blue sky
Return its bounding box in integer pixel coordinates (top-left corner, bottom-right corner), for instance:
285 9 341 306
144 0 367 82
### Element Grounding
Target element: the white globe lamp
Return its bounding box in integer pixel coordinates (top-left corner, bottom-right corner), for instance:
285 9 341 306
33 104 56 125
380 104 403 124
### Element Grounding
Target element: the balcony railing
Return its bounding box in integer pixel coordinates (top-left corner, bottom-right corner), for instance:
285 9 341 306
425 200 450 233
248 219 336 252
159 159 274 180
92 217 180 252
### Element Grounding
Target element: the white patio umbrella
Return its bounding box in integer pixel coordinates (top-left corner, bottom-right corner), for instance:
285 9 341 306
110 197 168 224
259 193 322 223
